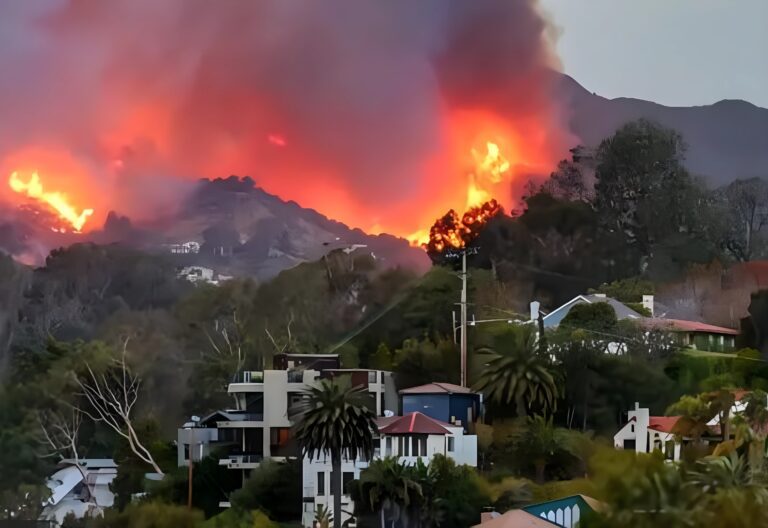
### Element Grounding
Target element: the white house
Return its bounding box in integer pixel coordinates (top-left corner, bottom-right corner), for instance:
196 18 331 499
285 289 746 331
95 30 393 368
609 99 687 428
178 354 398 511
39 459 117 525
169 241 201 254
615 392 768 462
613 403 682 461
301 411 478 528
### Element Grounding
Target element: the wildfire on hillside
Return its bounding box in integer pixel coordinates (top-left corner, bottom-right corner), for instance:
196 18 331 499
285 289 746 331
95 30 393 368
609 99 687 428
412 139 510 254
424 199 503 255
8 171 94 232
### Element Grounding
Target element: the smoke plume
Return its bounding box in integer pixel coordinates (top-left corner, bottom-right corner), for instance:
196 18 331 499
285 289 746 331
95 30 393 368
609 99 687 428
0 0 570 237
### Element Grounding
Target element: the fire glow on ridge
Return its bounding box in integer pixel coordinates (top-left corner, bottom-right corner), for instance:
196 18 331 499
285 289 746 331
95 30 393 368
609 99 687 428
9 171 94 232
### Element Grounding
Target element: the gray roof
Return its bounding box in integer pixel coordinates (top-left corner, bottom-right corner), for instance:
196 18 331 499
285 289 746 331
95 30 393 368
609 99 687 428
583 295 643 319
542 294 642 328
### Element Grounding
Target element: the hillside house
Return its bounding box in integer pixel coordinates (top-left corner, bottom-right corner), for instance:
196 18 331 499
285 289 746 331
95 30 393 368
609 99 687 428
400 382 483 432
613 403 682 461
39 459 117 525
177 353 397 507
533 293 648 329
643 318 738 352
301 411 477 528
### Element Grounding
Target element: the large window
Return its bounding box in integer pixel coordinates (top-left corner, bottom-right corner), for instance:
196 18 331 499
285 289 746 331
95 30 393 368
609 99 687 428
317 472 325 496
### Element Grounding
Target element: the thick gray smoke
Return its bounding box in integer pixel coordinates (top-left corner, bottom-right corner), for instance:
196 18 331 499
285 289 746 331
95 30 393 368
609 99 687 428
0 0 568 235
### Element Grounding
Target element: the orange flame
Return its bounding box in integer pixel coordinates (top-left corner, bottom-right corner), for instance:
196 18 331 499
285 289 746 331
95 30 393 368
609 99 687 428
467 141 511 208
409 140 512 247
8 171 94 232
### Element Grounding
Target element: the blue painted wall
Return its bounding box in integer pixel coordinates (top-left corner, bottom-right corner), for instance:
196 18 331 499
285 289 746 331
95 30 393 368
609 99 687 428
403 394 450 422
402 393 481 430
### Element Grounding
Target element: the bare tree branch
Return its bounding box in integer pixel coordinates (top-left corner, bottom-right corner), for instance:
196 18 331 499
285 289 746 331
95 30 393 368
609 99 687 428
71 339 164 476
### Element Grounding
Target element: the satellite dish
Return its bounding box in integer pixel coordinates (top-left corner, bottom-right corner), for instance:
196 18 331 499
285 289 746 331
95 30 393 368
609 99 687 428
384 410 395 418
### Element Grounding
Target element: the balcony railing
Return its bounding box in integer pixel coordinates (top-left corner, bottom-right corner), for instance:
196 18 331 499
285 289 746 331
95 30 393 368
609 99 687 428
238 371 264 383
228 453 263 465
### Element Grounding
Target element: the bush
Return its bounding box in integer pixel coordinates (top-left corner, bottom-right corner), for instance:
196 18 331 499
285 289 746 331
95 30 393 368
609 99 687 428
229 460 301 522
95 501 203 528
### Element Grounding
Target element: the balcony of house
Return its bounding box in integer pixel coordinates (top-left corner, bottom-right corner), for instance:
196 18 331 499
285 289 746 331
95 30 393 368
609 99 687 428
220 451 264 469
216 412 264 428
228 370 265 393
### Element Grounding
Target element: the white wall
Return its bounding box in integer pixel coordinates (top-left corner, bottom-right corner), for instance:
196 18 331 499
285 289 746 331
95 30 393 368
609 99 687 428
301 429 478 527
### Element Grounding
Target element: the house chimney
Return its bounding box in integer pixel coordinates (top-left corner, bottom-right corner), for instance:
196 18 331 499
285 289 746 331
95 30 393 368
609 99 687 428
530 301 540 322
642 295 654 317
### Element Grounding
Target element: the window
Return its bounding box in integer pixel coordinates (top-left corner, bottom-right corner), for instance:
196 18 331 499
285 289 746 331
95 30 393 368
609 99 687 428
317 472 325 496
183 443 190 460
402 436 410 456
412 437 419 456
630 424 634 433
447 437 455 452
368 371 377 384
343 472 354 494
385 437 392 456
665 440 675 460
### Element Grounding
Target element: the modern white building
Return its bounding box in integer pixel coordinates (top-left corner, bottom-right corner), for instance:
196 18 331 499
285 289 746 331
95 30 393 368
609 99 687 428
178 355 397 485
39 459 117 525
301 411 478 528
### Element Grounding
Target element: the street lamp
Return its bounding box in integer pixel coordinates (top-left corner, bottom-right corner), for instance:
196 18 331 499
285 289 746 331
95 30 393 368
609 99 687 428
186 415 201 509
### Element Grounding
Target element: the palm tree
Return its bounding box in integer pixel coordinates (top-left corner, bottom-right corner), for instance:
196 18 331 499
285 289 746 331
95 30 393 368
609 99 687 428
730 390 768 480
292 379 377 528
355 457 423 528
474 327 558 417
513 414 573 483
704 389 736 441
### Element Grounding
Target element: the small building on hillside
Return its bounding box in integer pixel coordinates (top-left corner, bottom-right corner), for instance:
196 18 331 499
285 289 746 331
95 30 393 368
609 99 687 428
400 382 482 432
643 318 738 352
39 459 117 525
301 411 477 528
613 403 682 461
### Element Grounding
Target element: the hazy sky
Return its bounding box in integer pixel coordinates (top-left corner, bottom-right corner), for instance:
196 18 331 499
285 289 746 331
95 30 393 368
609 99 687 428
540 0 768 108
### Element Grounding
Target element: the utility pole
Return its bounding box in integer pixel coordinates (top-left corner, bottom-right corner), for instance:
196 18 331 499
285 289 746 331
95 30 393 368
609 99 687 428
447 247 477 387
460 251 468 387
187 415 200 509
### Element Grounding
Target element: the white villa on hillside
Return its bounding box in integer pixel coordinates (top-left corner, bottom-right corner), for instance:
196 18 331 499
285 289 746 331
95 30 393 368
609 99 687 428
613 403 682 461
301 411 478 528
39 459 117 525
615 392 768 461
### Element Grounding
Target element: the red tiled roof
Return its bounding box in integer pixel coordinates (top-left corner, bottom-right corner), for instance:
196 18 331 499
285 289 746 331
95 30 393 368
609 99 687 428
644 318 738 336
376 412 452 435
732 389 750 401
648 416 680 433
399 382 474 395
